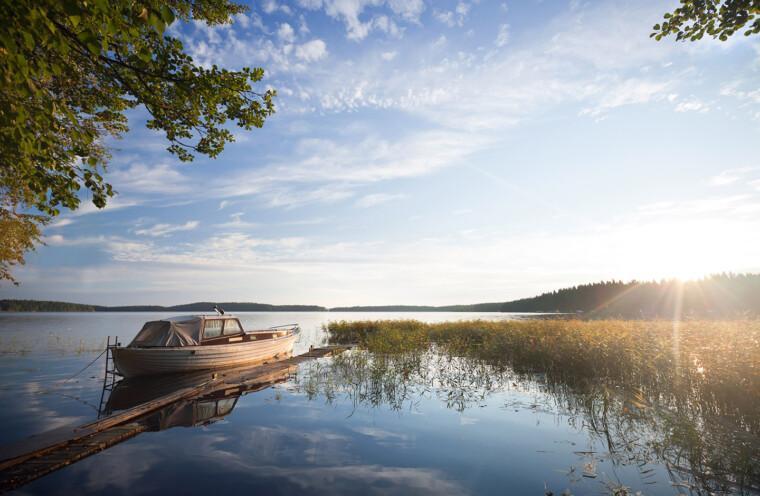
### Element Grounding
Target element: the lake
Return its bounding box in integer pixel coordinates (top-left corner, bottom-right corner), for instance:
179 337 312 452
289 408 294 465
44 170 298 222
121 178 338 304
0 313 756 495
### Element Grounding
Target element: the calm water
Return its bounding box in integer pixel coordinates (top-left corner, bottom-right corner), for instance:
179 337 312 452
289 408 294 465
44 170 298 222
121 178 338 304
0 313 756 495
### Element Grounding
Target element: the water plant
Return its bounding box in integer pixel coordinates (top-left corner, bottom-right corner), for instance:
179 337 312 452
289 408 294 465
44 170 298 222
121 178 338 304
318 319 760 494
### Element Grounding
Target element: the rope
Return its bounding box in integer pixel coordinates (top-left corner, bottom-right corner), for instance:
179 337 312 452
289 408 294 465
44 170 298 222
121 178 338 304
62 348 107 383
37 348 107 395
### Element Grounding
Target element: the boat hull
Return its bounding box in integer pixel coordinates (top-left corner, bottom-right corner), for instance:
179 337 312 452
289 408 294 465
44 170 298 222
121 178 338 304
112 333 297 378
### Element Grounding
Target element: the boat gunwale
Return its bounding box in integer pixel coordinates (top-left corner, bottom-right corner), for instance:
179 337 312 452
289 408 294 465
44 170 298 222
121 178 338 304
116 331 297 352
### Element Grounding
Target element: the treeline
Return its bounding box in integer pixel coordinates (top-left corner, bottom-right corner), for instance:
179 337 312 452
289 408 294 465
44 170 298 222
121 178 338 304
0 300 98 312
0 300 327 312
2 274 758 317
500 273 760 318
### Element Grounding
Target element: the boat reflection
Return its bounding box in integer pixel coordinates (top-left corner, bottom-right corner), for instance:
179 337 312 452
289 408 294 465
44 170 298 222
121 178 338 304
0 362 297 493
104 363 297 429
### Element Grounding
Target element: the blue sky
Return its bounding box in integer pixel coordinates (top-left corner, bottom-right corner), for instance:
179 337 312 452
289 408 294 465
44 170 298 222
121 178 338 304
3 0 760 306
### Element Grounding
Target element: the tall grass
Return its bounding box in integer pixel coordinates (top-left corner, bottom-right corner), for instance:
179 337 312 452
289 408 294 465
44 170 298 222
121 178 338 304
324 319 760 494
327 319 759 398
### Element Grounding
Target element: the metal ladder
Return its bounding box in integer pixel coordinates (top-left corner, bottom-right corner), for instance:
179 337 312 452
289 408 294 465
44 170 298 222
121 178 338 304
97 336 121 418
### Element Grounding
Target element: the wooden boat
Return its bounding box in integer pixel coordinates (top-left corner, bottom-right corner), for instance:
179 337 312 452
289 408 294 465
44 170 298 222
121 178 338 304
112 314 298 378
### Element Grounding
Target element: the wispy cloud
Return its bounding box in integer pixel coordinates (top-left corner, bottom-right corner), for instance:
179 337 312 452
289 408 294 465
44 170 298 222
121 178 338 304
675 97 709 113
134 221 199 237
214 212 261 229
355 193 405 208
709 167 759 186
495 23 509 47
211 131 488 203
580 79 671 118
109 162 191 194
49 218 74 228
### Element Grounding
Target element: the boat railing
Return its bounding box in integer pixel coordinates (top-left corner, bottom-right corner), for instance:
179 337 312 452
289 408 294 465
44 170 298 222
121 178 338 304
268 323 301 335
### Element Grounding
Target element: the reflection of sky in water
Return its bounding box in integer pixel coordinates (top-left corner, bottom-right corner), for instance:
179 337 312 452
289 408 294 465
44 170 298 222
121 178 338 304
15 377 680 496
0 314 749 495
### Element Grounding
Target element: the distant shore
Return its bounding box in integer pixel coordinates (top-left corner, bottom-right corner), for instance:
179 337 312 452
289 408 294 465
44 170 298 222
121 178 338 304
2 273 758 318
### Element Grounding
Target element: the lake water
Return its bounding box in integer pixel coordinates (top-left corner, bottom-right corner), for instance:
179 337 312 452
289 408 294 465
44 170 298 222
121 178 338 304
0 313 756 495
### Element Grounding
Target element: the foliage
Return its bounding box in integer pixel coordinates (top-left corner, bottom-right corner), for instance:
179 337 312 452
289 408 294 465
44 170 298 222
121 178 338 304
0 198 45 284
652 0 760 41
0 0 276 283
499 273 760 318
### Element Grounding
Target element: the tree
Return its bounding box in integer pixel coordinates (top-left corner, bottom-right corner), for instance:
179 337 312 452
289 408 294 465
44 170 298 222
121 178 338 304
0 0 276 284
652 0 760 41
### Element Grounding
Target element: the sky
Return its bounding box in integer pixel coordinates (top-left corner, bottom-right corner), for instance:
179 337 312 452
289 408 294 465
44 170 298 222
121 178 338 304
2 0 760 306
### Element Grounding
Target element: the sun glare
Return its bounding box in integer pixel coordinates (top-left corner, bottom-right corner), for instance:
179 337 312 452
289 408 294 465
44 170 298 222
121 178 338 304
619 219 744 283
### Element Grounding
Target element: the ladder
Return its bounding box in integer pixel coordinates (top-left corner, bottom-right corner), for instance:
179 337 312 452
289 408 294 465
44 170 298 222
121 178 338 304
97 336 121 418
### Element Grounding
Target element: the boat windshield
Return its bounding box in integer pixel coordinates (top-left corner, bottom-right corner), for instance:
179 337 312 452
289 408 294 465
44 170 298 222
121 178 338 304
203 319 223 339
223 319 242 335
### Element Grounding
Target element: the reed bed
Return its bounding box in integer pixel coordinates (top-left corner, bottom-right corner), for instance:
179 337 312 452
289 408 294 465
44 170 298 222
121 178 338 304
323 319 760 494
327 319 760 400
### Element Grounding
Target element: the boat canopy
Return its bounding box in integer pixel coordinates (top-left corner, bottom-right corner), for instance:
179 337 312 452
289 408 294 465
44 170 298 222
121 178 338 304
128 315 236 348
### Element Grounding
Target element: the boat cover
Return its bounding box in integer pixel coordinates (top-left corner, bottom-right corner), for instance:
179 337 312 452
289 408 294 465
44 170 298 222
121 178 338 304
128 316 203 347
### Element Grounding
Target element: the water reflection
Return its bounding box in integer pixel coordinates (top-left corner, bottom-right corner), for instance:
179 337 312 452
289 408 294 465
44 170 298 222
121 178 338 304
294 349 760 495
105 364 297 428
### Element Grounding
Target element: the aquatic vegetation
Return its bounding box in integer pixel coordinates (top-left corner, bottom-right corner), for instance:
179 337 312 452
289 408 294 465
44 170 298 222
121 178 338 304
321 319 760 494
327 319 759 398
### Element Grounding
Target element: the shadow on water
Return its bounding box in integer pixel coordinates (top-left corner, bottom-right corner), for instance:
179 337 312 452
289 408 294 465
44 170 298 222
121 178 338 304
295 320 760 495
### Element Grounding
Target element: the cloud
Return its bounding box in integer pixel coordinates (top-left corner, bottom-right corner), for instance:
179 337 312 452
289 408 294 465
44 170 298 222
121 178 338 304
380 50 397 61
433 10 455 27
262 0 292 15
277 23 296 42
388 0 424 22
107 232 307 267
70 197 140 216
355 193 405 208
675 98 709 113
295 39 328 61
286 2 689 134
109 162 191 194
580 79 671 118
210 130 489 203
709 167 759 186
296 0 421 40
134 221 200 237
495 24 509 47
49 218 74 228
214 212 261 229
433 2 470 28
455 2 471 25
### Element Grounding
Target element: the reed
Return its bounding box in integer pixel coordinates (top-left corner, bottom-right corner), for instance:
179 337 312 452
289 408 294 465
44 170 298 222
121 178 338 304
327 319 759 399
322 319 760 493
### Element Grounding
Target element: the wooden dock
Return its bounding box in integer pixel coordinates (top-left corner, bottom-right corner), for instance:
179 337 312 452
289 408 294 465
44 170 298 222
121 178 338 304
0 345 348 493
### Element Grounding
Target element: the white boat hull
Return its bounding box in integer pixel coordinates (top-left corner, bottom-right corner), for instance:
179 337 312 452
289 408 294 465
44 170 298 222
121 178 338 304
112 333 297 378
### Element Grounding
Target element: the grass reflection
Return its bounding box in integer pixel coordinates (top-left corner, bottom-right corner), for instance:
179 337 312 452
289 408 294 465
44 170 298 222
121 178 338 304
295 319 760 495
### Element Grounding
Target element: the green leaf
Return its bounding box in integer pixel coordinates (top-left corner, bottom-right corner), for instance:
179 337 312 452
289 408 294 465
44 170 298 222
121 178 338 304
160 5 175 24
